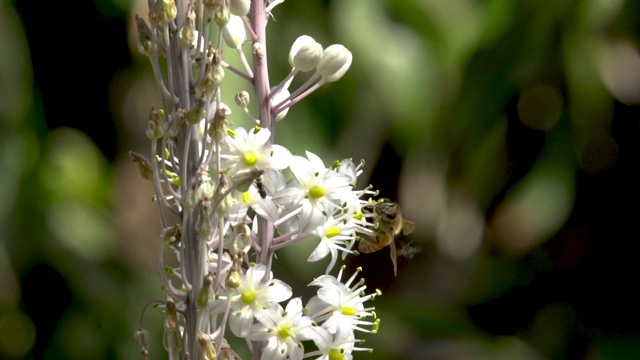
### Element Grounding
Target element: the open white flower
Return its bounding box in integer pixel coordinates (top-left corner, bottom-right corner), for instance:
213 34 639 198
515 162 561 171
288 151 352 217
307 268 379 339
248 297 330 360
228 264 293 337
221 127 291 178
307 215 357 274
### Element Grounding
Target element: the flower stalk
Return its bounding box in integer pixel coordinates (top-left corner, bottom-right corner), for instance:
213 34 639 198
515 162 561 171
133 1 389 359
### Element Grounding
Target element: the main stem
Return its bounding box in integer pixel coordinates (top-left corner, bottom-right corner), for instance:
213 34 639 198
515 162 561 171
171 1 205 359
250 2 274 359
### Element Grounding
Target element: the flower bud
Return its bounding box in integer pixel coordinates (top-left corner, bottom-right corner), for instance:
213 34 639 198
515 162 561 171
222 15 246 50
289 35 317 68
316 44 353 83
230 0 251 16
214 3 231 26
179 10 196 50
149 0 177 27
271 87 290 121
234 91 250 108
201 63 225 95
293 42 323 72
187 95 206 125
135 15 152 56
196 272 214 309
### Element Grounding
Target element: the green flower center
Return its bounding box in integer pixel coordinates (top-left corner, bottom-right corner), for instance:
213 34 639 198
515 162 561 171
243 151 257 165
277 326 292 339
328 349 345 360
241 290 255 304
309 185 326 199
325 226 341 238
341 306 356 316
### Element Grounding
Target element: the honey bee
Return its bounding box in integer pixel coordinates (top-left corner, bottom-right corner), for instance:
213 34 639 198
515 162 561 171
255 177 267 199
358 199 416 276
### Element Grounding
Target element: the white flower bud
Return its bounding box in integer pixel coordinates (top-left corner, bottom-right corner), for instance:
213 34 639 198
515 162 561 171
222 15 246 50
293 42 323 72
288 35 317 68
271 87 291 121
230 0 251 16
316 44 353 83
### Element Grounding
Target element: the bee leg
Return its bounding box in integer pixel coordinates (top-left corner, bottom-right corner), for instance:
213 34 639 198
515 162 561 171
390 240 397 277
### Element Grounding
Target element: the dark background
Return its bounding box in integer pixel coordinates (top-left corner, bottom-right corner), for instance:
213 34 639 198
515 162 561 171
2 0 640 358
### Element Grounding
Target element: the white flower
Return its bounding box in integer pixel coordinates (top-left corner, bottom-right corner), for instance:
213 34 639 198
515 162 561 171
307 267 379 339
307 215 356 274
312 330 360 360
228 264 293 337
288 151 352 217
247 298 330 360
221 127 291 178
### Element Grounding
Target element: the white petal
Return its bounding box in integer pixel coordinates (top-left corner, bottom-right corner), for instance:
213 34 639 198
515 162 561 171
305 150 326 171
307 241 330 262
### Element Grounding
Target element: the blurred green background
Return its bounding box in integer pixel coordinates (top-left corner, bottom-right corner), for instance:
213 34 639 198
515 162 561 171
2 0 640 358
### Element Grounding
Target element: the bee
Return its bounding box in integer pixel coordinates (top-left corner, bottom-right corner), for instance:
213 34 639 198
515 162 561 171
358 199 416 276
255 177 267 199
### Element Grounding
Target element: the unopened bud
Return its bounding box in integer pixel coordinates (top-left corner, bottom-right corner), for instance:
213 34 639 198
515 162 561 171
271 87 290 121
201 64 225 95
187 95 206 125
149 0 177 27
234 91 250 108
316 44 353 83
179 10 196 49
230 0 251 16
214 3 230 26
293 42 323 72
196 272 214 309
289 35 317 68
222 15 246 50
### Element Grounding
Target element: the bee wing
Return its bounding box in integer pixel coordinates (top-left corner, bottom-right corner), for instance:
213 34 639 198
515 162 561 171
402 219 416 236
358 234 381 253
390 239 398 277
